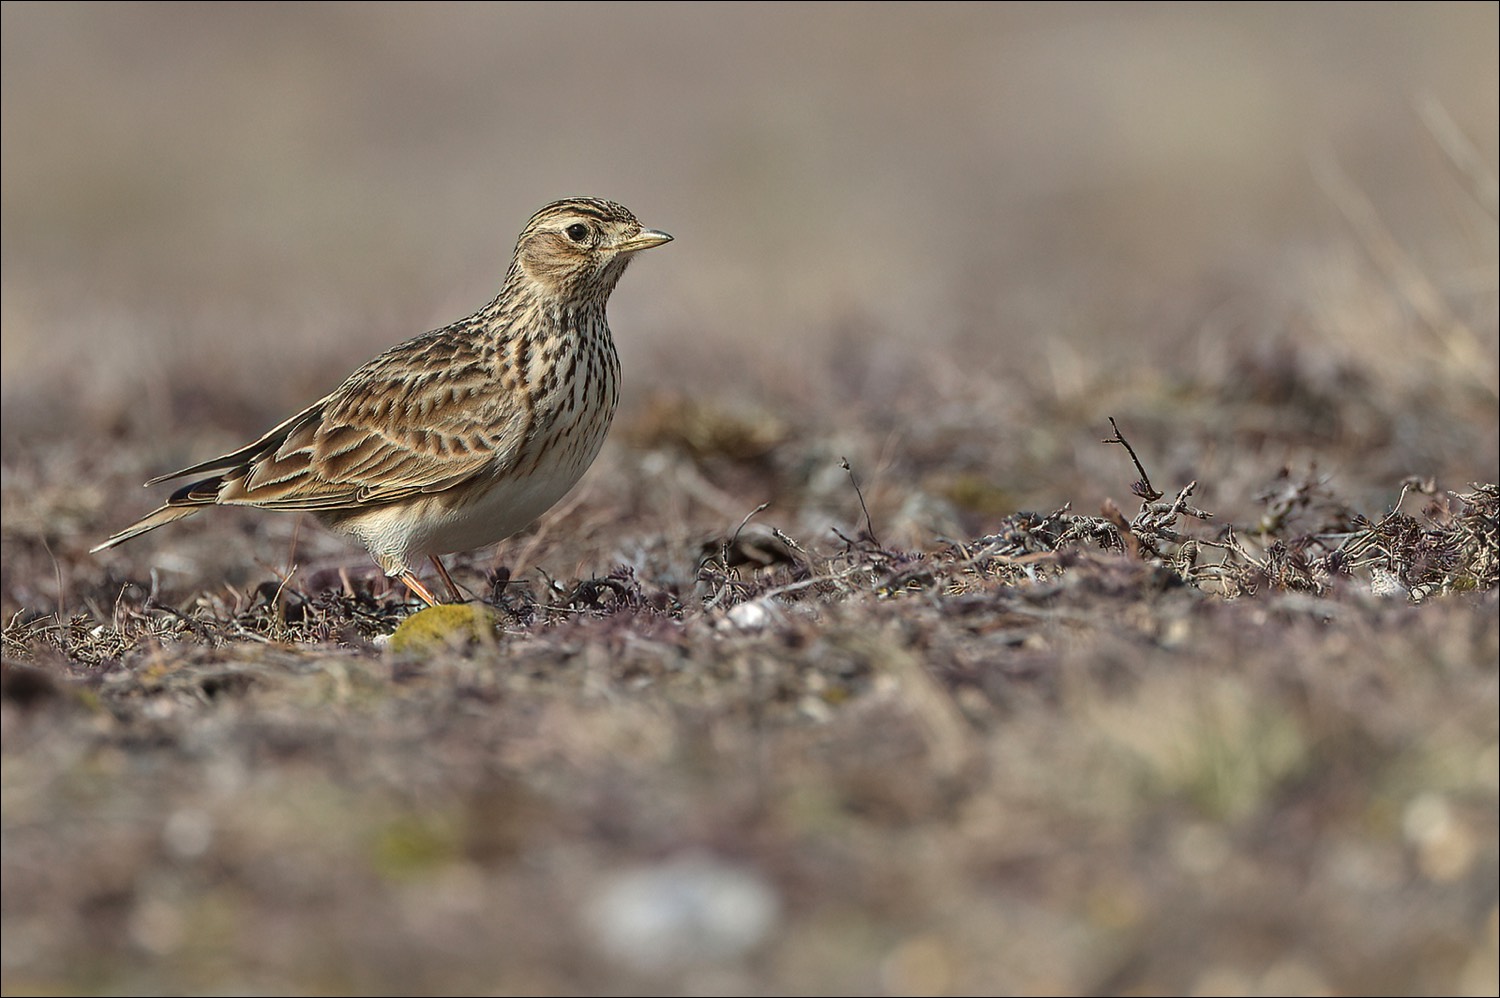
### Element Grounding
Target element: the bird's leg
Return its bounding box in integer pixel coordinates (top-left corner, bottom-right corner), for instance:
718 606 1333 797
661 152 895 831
430 556 465 602
399 571 443 608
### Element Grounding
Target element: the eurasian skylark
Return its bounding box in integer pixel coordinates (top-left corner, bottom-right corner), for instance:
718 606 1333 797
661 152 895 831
93 197 672 605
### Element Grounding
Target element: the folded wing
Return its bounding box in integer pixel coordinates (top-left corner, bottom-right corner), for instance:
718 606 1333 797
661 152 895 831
94 333 530 550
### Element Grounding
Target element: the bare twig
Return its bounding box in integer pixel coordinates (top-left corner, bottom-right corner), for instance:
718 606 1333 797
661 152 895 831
726 502 771 564
840 457 881 547
1103 418 1162 502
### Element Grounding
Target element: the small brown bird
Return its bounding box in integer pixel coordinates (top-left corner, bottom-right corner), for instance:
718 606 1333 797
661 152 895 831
93 197 672 605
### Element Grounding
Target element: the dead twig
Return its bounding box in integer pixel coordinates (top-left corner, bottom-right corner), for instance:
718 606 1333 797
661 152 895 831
1103 417 1162 502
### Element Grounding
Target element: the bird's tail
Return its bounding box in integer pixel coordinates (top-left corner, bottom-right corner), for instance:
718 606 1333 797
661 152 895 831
90 505 203 554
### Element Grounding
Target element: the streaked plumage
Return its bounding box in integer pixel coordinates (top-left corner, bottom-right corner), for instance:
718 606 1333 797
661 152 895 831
93 197 672 605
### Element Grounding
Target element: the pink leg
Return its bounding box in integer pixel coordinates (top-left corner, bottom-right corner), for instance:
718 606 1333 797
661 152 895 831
398 571 442 607
430 556 464 602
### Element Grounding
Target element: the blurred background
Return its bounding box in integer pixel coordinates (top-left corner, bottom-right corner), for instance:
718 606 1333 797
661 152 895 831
4 4 1496 552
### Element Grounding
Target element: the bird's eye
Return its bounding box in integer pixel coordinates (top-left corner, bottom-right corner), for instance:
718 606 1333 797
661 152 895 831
565 223 590 243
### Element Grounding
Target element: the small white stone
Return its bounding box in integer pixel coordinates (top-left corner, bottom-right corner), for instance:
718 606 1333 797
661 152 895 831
583 854 780 974
724 598 780 632
1368 567 1407 598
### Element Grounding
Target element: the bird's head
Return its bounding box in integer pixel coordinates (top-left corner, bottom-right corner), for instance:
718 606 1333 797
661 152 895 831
511 197 672 300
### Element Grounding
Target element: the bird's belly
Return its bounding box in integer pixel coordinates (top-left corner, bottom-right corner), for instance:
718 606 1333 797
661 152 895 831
337 416 612 574
419 458 592 555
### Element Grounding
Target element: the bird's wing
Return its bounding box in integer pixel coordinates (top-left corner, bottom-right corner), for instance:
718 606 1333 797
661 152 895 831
157 333 532 511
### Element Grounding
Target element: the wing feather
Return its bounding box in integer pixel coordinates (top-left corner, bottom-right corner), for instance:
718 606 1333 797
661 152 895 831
155 331 531 513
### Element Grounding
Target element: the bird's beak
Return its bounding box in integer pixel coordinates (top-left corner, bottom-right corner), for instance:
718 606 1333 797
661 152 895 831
617 229 673 253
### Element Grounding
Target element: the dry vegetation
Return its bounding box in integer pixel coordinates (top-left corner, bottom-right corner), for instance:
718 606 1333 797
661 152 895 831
3 5 1498 996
